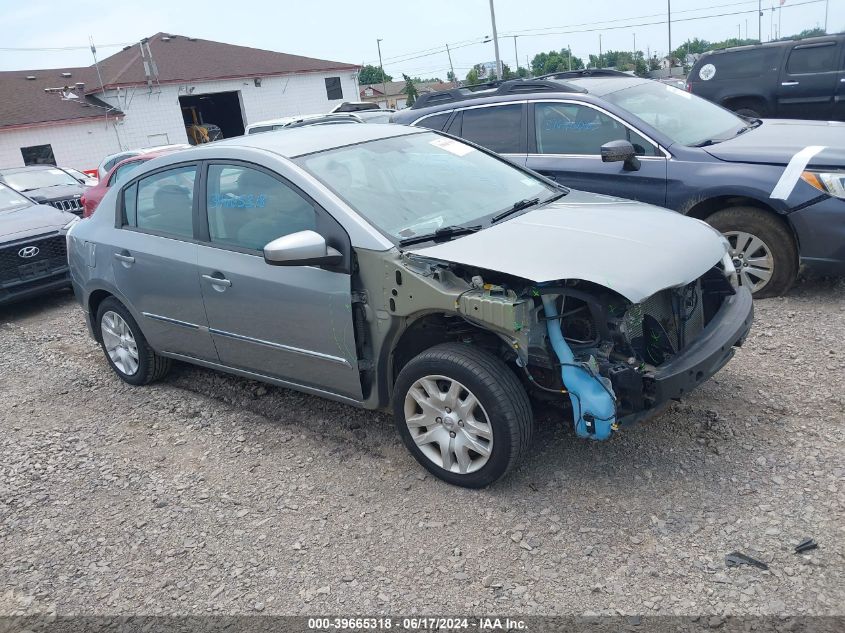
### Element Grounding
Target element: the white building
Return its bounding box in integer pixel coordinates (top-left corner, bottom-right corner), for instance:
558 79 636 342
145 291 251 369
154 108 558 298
0 33 360 171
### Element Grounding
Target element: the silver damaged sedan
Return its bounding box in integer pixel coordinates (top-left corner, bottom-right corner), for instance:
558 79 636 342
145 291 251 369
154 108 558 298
67 124 753 487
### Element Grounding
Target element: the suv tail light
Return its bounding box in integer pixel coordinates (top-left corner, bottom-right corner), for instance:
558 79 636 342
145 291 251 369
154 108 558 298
686 82 692 92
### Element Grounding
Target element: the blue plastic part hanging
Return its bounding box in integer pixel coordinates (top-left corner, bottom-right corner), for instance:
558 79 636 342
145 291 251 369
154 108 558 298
541 294 617 440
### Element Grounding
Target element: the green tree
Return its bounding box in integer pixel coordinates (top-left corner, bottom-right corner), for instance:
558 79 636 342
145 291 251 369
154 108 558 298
777 27 826 41
465 67 479 84
530 49 584 76
358 64 392 85
401 74 418 105
446 70 456 83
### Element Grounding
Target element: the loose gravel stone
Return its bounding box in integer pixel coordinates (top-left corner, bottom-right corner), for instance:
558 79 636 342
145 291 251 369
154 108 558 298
0 279 843 615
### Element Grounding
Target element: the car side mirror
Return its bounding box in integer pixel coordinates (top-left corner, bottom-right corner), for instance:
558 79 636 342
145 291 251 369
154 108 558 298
263 230 342 267
601 140 641 171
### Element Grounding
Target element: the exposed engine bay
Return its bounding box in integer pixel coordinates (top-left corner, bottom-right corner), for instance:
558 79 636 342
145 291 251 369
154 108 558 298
374 251 741 441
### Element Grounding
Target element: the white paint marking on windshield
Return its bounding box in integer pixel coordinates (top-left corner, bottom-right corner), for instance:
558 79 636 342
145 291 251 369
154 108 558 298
770 146 826 200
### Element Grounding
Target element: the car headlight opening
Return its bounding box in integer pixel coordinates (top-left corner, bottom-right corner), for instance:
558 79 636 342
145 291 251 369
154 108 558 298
801 171 845 199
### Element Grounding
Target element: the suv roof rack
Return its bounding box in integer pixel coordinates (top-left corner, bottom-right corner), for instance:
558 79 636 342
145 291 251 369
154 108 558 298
410 78 583 110
537 69 633 80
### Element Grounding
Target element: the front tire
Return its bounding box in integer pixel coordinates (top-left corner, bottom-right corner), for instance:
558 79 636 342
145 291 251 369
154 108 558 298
707 206 798 298
393 343 532 488
96 297 171 385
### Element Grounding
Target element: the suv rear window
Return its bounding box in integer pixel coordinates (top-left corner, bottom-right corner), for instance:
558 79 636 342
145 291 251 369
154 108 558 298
716 48 778 79
786 43 838 74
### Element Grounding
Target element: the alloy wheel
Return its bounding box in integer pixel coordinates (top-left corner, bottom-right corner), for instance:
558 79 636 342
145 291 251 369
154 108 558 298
723 230 775 294
101 310 140 376
403 375 493 474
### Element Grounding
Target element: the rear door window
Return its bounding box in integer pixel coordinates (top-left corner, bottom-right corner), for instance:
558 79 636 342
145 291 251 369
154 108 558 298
110 160 143 186
125 165 197 239
787 43 838 74
458 104 524 153
415 112 451 131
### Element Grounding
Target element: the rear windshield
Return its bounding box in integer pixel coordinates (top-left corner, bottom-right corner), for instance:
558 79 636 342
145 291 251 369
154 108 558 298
704 48 780 80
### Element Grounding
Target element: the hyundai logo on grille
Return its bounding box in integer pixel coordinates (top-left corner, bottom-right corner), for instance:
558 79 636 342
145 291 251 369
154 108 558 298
18 246 40 258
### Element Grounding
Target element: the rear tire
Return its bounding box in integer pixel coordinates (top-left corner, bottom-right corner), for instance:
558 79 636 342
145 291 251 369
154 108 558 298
707 206 798 298
393 343 532 488
96 297 171 385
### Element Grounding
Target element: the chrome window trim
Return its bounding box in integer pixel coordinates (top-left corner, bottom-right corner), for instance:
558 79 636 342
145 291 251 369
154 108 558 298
410 100 528 127
410 109 455 127
530 98 672 159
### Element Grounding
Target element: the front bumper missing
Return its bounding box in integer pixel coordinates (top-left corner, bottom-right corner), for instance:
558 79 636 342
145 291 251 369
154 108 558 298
618 285 754 426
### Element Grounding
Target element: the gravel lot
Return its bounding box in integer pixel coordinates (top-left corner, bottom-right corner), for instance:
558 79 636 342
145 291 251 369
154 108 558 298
1 278 843 617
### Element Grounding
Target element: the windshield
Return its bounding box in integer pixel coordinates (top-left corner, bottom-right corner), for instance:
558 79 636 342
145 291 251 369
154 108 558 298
604 81 745 146
3 167 79 192
295 132 557 242
0 183 32 212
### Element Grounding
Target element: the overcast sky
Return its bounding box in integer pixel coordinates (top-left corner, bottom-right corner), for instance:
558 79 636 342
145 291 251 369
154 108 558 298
2 0 842 79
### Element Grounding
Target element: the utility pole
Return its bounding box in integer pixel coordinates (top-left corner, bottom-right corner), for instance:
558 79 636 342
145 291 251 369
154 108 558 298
445 43 456 87
488 0 502 80
758 0 763 42
738 24 741 40
568 45 572 71
633 33 637 64
512 35 519 75
376 39 387 108
599 34 603 68
825 0 829 32
667 0 672 67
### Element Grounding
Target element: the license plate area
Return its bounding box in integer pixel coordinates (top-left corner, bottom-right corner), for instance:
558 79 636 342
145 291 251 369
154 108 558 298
18 260 51 278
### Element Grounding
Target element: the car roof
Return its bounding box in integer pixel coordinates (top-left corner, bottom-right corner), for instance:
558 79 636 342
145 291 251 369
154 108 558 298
0 165 59 174
109 148 184 173
699 32 845 58
213 123 426 158
398 75 649 118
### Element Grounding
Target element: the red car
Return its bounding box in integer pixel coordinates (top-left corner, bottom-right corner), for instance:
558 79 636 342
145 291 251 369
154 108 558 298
82 149 182 218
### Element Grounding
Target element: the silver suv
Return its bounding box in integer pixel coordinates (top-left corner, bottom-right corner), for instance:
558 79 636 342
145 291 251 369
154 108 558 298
67 124 753 488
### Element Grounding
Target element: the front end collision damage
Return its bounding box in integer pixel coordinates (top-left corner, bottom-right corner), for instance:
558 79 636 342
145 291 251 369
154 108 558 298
353 247 752 442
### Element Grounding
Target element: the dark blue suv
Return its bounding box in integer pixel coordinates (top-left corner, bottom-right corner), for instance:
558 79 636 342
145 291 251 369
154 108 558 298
392 71 845 297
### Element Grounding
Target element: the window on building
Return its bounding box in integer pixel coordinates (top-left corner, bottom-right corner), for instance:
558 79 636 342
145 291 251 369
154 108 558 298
325 77 343 100
125 165 197 239
20 144 56 166
787 43 838 74
459 104 524 153
205 164 317 251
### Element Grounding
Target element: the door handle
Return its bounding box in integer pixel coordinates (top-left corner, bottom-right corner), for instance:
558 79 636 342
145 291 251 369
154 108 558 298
781 81 800 86
113 252 135 264
202 274 232 288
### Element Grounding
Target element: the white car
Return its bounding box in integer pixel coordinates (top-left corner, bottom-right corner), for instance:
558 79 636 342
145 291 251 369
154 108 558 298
96 144 190 180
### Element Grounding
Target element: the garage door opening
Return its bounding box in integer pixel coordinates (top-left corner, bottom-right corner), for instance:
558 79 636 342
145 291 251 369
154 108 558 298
179 91 245 145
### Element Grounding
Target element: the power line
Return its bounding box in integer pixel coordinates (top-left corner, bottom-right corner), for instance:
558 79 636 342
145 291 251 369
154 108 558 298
500 0 824 39
499 0 767 36
0 42 132 51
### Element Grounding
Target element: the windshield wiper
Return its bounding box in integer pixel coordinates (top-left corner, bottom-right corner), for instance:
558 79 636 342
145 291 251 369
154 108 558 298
491 192 566 223
398 224 481 246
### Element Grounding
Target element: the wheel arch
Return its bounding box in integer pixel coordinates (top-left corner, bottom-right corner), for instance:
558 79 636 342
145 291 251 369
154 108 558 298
382 311 512 404
683 194 801 255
